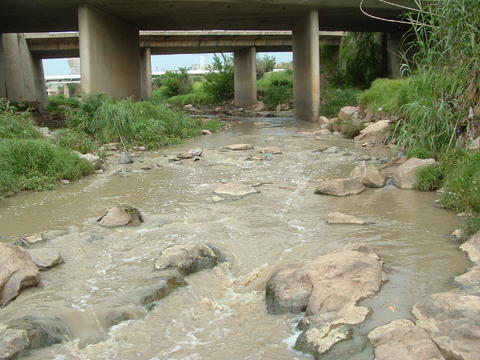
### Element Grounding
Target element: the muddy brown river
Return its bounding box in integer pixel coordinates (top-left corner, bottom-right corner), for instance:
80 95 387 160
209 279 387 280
0 117 469 359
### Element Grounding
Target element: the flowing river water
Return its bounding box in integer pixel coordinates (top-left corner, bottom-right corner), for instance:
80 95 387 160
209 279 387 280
0 116 470 359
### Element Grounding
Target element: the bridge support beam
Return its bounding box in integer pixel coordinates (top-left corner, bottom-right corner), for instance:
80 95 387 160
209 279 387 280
293 10 320 121
78 5 141 99
140 47 152 99
386 32 402 78
234 47 257 107
1 33 47 108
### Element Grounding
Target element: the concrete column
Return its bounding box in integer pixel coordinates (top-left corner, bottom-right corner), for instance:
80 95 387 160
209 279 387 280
1 33 47 108
78 5 141 99
387 32 402 78
0 35 6 98
234 47 257 107
292 10 320 122
140 47 152 99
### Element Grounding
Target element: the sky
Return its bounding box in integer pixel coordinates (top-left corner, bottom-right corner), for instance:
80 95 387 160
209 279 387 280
42 52 293 76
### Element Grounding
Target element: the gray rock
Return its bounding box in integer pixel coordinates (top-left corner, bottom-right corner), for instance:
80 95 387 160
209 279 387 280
393 158 436 190
354 120 390 145
350 161 386 188
0 244 40 307
223 143 254 151
368 319 445 360
326 212 371 225
461 231 480 263
338 106 360 123
97 205 144 228
154 243 225 275
0 327 29 360
379 156 408 178
27 249 63 270
314 178 365 197
118 152 134 164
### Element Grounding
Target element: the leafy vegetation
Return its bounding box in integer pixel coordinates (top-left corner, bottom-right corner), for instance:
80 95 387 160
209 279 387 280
415 165 443 191
321 88 361 118
256 55 276 79
0 99 42 139
157 68 193 98
202 54 235 102
357 78 410 114
45 95 80 114
54 128 96 154
257 70 293 110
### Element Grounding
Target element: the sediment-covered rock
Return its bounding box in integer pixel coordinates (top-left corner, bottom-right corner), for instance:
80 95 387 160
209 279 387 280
97 205 144 228
0 327 29 360
260 147 283 154
354 120 390 145
223 144 254 151
0 244 40 307
338 106 360 123
314 178 365 197
350 161 386 188
412 291 480 360
154 243 225 275
326 212 370 225
266 245 384 357
393 157 436 190
125 275 187 309
368 319 445 360
27 249 63 270
214 182 260 197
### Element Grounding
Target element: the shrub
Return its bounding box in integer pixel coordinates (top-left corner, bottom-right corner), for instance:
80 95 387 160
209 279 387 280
0 139 93 196
257 55 276 79
321 88 361 118
415 165 443 191
54 128 96 154
407 147 432 159
159 68 193 97
258 70 293 110
0 103 41 139
203 54 234 102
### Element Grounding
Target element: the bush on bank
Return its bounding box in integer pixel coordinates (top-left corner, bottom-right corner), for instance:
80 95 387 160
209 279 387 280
257 70 293 110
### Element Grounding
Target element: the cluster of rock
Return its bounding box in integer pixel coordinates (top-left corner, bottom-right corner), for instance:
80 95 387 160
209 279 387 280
314 157 436 196
265 245 385 357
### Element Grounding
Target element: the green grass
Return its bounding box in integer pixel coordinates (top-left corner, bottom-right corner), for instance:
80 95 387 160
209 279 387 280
45 95 80 114
415 165 443 191
0 101 42 140
257 70 293 110
321 88 361 118
167 83 215 107
0 139 93 196
54 128 96 154
357 78 410 114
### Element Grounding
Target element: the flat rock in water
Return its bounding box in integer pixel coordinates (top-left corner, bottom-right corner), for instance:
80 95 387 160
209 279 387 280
368 319 445 360
27 249 63 270
314 178 365 197
266 245 384 357
413 290 480 360
97 205 144 228
327 212 370 225
214 182 259 197
154 243 225 275
118 152 134 164
223 144 254 151
0 244 40 307
393 157 436 189
350 161 386 188
260 147 283 154
0 327 29 360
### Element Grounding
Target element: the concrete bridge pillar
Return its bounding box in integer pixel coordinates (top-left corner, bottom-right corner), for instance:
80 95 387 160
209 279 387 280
78 5 142 99
386 32 402 78
140 47 152 99
234 47 257 107
293 10 320 122
1 33 47 108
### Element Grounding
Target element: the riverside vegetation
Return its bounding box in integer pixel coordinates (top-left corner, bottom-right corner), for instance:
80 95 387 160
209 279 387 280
0 96 220 199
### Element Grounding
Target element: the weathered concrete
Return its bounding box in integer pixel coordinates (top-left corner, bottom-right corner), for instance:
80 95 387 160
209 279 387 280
293 10 320 122
140 47 152 99
78 5 141 99
387 32 402 78
0 35 6 98
1 33 47 108
234 47 257 107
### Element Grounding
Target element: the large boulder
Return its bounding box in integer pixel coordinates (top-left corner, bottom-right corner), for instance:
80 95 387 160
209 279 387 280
97 205 144 228
368 319 445 360
154 243 225 275
0 244 40 307
27 249 63 271
413 290 480 360
392 157 436 190
354 120 390 145
314 178 365 197
350 161 386 188
266 245 384 357
338 106 360 123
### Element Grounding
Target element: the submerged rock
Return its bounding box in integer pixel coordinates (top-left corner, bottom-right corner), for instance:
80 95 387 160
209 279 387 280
260 147 283 154
27 249 63 270
171 148 204 161
223 143 254 151
97 205 144 228
350 161 386 188
326 212 371 225
393 157 436 190
354 120 390 145
154 243 225 275
118 151 134 164
0 327 29 360
314 178 365 197
0 244 40 307
368 319 445 360
126 275 187 309
266 246 384 357
214 182 259 197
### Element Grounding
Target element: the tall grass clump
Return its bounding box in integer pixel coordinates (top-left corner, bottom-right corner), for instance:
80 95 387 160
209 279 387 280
158 68 193 97
358 78 410 114
321 88 361 118
0 99 41 139
45 95 80 114
54 128 96 154
393 0 480 155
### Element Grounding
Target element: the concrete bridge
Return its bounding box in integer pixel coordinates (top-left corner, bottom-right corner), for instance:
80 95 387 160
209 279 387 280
0 0 411 121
